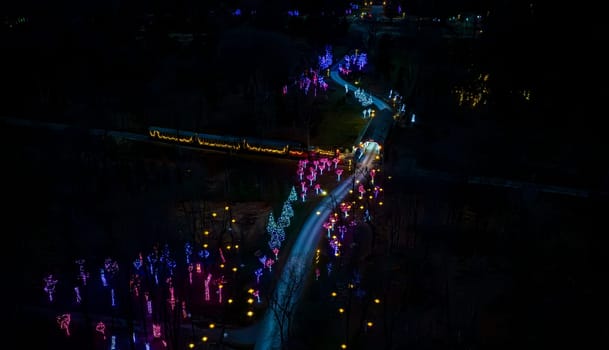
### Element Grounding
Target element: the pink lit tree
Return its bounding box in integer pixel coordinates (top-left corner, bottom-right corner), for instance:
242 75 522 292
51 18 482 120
358 184 366 198
314 183 321 195
340 202 351 217
204 273 212 301
323 221 333 238
56 313 71 336
96 321 107 340
306 173 315 186
335 168 344 181
332 157 340 169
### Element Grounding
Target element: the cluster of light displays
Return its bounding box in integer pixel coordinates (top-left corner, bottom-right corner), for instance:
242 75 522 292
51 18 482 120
318 45 333 71
452 72 490 108
354 88 374 106
295 68 329 96
340 51 368 72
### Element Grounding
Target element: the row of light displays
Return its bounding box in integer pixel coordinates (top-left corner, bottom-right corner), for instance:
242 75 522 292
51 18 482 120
148 126 338 159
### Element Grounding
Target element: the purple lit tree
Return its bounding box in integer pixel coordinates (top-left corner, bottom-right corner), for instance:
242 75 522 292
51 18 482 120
43 274 58 302
318 45 333 71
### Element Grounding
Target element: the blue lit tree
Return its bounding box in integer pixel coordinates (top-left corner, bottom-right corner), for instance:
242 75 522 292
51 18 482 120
267 211 286 249
277 200 294 228
288 185 298 202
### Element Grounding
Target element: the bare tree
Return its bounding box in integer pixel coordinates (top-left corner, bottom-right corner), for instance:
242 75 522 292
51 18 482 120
266 255 307 349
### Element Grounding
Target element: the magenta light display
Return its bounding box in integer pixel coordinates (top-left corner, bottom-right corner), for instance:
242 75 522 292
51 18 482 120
335 168 344 181
96 321 107 340
56 313 71 336
204 273 212 301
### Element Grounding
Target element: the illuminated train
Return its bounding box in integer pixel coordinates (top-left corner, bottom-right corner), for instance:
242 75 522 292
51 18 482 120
147 126 336 159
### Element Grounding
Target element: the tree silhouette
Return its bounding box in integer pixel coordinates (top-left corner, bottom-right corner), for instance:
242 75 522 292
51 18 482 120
266 255 307 349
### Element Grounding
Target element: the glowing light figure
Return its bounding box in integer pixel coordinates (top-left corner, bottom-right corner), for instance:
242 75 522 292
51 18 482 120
272 247 280 260
111 335 117 350
204 273 212 301
56 313 71 336
288 185 298 202
323 221 333 238
411 113 416 124
253 289 261 303
145 292 153 315
96 321 107 340
265 258 275 271
216 276 225 303
315 267 320 280
111 288 116 307
345 83 349 93
133 253 144 272
335 168 344 182
340 202 351 217
182 300 189 319
373 186 380 198
329 238 340 256
100 268 108 287
43 274 58 302
184 242 192 265
131 275 141 297
314 183 321 195
102 258 119 291
168 285 176 310
255 268 263 284
258 254 267 267
297 167 304 181
338 225 347 240
74 286 82 304
306 173 315 187
153 324 162 338
301 189 307 202
370 169 376 184
75 259 89 286
199 249 210 260
319 163 326 175
219 248 226 264
358 184 366 198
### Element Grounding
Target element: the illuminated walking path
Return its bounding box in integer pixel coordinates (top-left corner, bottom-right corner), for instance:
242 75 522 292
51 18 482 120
223 65 392 350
